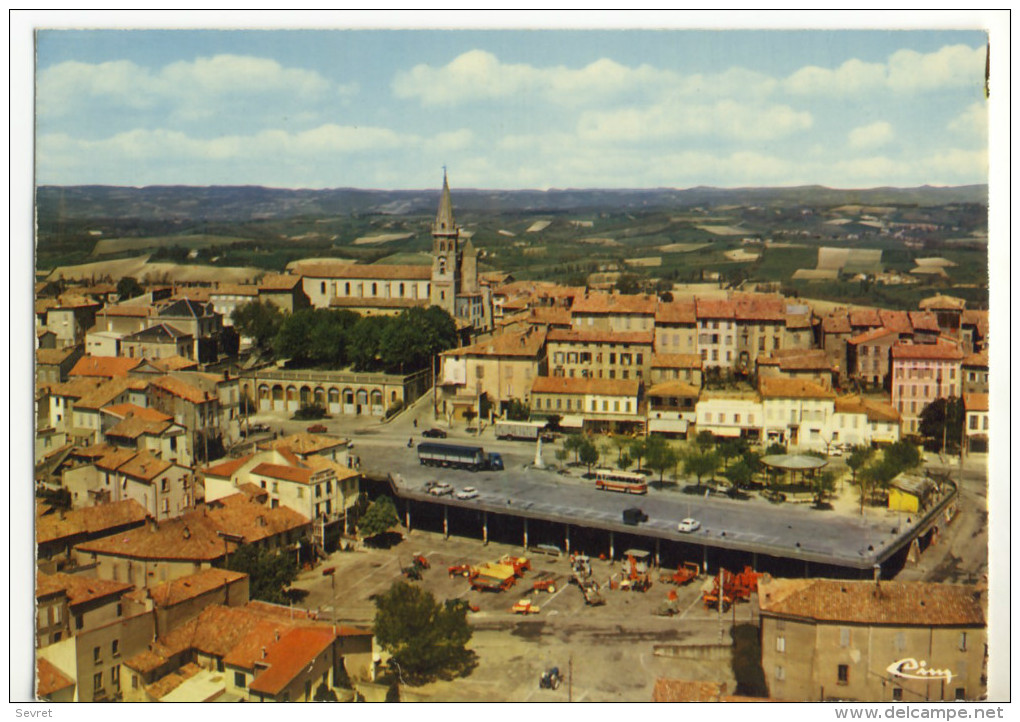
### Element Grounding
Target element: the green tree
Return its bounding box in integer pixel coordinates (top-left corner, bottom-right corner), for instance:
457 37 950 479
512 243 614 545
273 308 317 362
347 315 391 370
645 436 679 487
683 450 721 487
505 399 530 421
563 434 584 464
846 445 874 491
695 430 716 451
615 273 642 295
462 409 477 428
628 437 648 471
723 459 754 489
610 434 630 462
918 397 965 454
373 581 474 684
358 496 401 540
811 470 837 508
116 276 144 300
232 300 284 350
765 442 787 456
578 438 600 475
884 440 922 473
615 453 632 471
717 439 745 470
226 545 297 605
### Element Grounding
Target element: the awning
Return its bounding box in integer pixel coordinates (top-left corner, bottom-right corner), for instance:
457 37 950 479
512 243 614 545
702 426 741 437
559 415 584 429
647 418 688 434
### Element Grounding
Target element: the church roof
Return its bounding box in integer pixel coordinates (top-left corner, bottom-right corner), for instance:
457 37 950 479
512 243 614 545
433 170 457 235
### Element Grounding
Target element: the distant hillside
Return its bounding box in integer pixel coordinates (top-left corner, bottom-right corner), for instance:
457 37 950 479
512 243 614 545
36 184 988 223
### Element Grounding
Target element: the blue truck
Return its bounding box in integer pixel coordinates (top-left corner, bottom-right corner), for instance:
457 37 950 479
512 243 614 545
417 442 504 472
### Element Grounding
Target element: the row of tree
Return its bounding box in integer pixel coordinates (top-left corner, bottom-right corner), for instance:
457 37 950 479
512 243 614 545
232 302 458 374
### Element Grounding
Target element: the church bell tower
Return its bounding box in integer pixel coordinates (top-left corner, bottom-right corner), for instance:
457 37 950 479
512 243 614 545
430 169 460 315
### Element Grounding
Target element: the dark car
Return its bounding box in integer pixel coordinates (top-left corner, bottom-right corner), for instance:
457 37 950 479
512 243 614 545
307 424 328 434
622 507 649 526
422 428 447 439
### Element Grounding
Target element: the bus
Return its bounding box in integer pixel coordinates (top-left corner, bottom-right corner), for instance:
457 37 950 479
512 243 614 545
594 468 648 495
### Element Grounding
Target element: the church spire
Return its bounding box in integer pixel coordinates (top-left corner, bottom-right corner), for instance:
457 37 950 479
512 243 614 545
433 167 456 235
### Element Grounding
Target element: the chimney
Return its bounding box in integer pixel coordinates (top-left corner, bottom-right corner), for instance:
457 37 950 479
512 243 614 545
261 647 267 659
257 515 266 527
183 525 191 540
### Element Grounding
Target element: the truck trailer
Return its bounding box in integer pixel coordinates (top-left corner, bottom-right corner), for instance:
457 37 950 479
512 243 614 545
494 420 549 441
417 442 504 472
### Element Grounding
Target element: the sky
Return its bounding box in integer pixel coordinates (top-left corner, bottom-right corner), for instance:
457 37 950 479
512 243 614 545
35 27 990 190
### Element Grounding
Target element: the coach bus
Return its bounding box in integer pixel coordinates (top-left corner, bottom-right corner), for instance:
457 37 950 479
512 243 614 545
594 468 648 494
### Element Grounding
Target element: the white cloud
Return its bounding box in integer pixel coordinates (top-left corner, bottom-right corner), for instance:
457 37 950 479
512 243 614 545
784 43 985 95
848 121 894 149
948 101 988 139
578 99 812 142
37 54 340 119
392 49 779 107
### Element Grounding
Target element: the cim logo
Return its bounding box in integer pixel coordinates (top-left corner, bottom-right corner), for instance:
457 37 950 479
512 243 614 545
885 658 954 684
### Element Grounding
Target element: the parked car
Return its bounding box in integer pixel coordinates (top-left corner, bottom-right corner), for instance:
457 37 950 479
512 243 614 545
307 424 328 434
248 423 270 433
428 482 454 497
422 428 448 439
455 487 478 500
677 518 701 533
622 507 649 525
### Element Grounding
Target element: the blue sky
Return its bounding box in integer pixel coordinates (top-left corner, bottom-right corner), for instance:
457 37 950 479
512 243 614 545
35 29 989 189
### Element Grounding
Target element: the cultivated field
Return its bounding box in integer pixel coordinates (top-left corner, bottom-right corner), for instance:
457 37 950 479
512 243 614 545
91 234 252 256
352 233 415 245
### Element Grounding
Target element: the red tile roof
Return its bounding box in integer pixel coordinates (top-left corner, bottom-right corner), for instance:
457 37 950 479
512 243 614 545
251 462 315 485
69 356 142 378
834 395 900 423
37 571 133 607
117 450 173 482
908 311 941 332
149 374 215 404
531 376 640 397
962 350 988 368
848 307 882 328
919 294 967 311
784 313 813 330
36 347 79 366
878 309 912 335
443 328 547 358
647 381 700 398
571 293 658 316
758 348 833 371
695 298 736 319
891 342 964 361
99 304 155 318
547 328 654 345
652 679 726 703
964 393 989 412
757 577 985 626
759 376 835 399
35 499 149 545
732 294 786 322
149 355 199 372
104 415 172 441
36 658 75 697
258 273 302 291
820 311 851 334
298 262 432 280
126 568 248 608
102 403 172 423
203 454 255 480
847 327 899 346
248 627 338 696
655 301 697 324
651 353 702 369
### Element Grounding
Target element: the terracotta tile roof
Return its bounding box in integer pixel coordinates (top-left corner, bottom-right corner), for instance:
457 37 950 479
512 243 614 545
126 568 248 608
960 309 988 327
172 288 212 303
820 311 851 334
695 298 737 319
655 301 697 324
847 327 899 346
154 605 268 661
251 462 315 484
571 293 658 316
784 313 813 330
69 356 142 378
443 328 547 358
759 348 833 371
149 374 215 404
652 679 726 703
36 347 79 365
878 309 913 334
328 296 427 309
124 648 168 675
248 626 338 696
74 376 145 411
102 403 172 423
75 494 309 561
123 323 192 343
47 377 105 400
964 393 989 412
834 395 900 423
105 415 172 441
36 499 149 545
98 304 155 318
891 341 964 361
848 307 882 328
203 454 254 480
962 350 988 368
908 311 941 332
94 447 142 472
919 294 967 311
37 571 133 607
258 273 302 291
547 328 654 346
158 298 214 318
211 283 259 297
301 454 361 481
237 482 269 502
758 376 835 399
146 662 203 700
531 376 640 397
732 294 786 322
36 658 75 697
651 353 702 369
757 576 985 626
647 381 700 398
117 450 173 482
525 307 573 326
149 355 199 372
298 262 432 280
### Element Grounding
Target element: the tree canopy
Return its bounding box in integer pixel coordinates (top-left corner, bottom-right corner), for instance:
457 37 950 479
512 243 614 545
578 437 600 474
644 435 679 486
358 495 401 540
232 300 284 350
919 397 964 453
683 449 721 486
373 581 474 685
226 545 297 605
116 276 144 300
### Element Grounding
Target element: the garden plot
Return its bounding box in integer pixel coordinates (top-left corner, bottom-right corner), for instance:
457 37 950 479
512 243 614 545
724 249 760 262
658 243 711 253
623 257 662 268
526 220 552 233
696 224 747 236
352 232 414 245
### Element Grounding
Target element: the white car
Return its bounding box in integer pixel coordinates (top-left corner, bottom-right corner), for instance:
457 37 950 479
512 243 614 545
455 486 478 500
428 482 454 497
677 518 701 533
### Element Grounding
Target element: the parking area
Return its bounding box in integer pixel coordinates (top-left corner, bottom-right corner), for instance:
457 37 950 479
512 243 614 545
291 530 750 702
